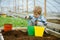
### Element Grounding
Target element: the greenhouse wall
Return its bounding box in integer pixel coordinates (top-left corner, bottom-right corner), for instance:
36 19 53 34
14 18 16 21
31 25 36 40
0 0 60 27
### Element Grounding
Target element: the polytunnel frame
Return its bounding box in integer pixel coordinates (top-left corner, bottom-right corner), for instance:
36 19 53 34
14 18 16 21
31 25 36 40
0 1 60 38
0 0 46 29
0 0 46 17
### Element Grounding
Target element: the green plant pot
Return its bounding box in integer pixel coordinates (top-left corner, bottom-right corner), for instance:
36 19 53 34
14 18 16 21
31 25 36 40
27 26 34 36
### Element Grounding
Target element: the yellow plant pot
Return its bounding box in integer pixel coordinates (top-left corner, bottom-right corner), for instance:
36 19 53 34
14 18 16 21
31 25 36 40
34 26 45 37
2 14 6 18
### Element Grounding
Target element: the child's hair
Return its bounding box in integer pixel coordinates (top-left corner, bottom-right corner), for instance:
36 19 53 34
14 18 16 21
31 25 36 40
33 6 42 15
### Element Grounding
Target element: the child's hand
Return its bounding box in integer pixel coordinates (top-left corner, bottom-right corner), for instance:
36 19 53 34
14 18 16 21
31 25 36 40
25 16 29 19
34 20 38 26
35 22 37 26
25 16 27 19
25 16 33 20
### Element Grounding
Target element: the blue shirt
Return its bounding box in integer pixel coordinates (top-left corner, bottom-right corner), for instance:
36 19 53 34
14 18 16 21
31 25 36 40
28 14 47 26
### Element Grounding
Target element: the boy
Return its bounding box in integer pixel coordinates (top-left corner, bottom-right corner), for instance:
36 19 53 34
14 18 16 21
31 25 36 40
26 6 47 26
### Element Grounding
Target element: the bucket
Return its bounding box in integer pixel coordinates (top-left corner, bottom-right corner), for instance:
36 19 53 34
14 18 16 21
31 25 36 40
2 14 6 18
34 26 45 37
27 26 34 36
4 24 12 31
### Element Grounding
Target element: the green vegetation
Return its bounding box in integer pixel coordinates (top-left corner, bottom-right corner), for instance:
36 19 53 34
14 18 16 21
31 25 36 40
0 16 28 27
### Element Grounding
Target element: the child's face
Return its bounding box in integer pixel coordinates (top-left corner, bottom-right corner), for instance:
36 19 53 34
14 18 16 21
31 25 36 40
34 12 40 18
33 7 41 18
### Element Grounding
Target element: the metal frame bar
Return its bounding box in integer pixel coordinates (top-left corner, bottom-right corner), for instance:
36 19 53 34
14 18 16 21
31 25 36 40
34 0 35 7
22 0 23 14
44 0 46 17
27 0 28 14
15 0 16 13
18 0 19 13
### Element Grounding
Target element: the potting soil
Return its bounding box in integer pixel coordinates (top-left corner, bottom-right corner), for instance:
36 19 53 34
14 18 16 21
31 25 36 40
1 30 60 40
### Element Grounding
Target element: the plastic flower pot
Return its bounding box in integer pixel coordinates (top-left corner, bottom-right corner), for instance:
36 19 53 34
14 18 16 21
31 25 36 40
4 24 12 31
34 26 45 37
2 14 6 18
27 26 34 36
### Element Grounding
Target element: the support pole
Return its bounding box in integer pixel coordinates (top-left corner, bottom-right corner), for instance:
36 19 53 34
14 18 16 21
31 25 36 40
18 0 19 14
27 0 28 14
34 0 35 7
13 0 14 13
44 0 46 17
15 0 16 13
22 0 23 14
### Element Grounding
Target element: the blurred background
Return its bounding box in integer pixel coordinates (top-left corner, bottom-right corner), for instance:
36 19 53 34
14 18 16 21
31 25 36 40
0 0 60 27
0 0 60 17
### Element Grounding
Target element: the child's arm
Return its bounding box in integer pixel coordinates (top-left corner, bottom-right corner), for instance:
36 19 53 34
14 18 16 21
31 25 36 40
25 14 33 19
41 16 47 26
37 16 47 26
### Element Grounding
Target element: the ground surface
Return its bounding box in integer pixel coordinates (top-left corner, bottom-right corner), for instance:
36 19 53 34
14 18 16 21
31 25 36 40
1 30 60 40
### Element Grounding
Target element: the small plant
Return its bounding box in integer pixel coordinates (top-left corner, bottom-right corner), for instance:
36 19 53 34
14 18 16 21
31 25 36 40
0 16 28 27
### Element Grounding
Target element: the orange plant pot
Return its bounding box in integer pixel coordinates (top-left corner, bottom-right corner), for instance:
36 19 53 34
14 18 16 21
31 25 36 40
4 24 12 31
